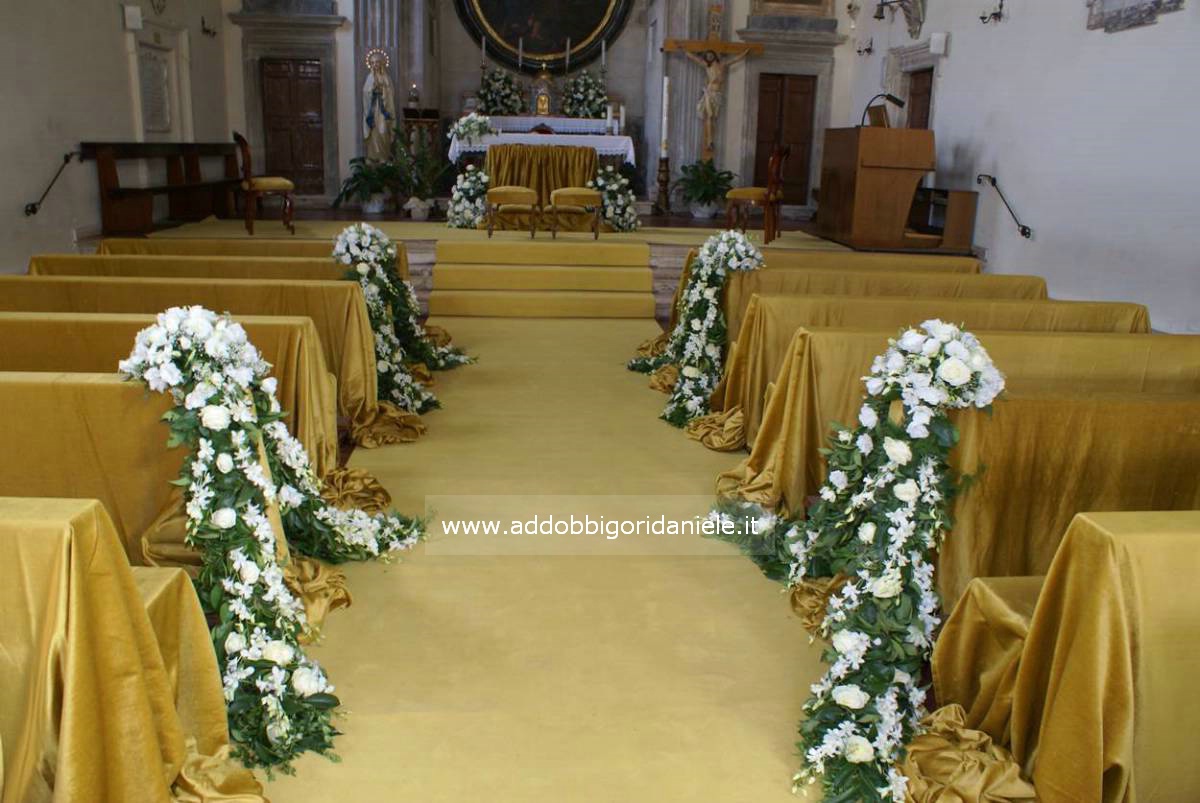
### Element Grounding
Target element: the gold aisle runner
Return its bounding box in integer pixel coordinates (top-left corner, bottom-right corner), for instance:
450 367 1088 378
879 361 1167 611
265 318 823 802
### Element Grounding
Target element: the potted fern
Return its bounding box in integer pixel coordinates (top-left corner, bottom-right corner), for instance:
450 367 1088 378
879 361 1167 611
675 159 736 219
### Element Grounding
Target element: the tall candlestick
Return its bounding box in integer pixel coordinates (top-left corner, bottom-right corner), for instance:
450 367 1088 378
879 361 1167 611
660 76 670 158
518 37 523 70
565 38 571 73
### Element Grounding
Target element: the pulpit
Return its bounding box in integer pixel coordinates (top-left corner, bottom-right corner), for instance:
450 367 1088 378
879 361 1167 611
816 127 976 253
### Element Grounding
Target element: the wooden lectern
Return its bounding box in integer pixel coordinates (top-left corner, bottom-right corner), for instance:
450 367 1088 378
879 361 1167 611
816 127 976 253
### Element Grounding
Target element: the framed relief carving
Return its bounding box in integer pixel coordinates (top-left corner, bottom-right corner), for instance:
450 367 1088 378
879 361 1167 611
1086 0 1186 33
749 0 834 16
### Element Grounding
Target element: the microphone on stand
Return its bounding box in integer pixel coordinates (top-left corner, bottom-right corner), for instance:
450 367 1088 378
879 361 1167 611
860 93 905 126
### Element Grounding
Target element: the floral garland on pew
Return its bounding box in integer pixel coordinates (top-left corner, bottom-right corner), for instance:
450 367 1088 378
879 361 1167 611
447 165 489 229
334 224 472 404
561 70 608 118
589 165 640 232
762 321 1003 801
120 306 428 768
477 68 523 115
627 230 763 427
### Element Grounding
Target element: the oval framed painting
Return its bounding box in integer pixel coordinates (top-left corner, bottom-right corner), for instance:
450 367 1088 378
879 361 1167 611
453 0 634 75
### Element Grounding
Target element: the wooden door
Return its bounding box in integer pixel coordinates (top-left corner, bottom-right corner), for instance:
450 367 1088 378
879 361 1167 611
261 59 325 194
754 73 816 204
906 68 934 130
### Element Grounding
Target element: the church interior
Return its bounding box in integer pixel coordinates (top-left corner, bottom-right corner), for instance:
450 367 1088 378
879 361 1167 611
2 1 1199 801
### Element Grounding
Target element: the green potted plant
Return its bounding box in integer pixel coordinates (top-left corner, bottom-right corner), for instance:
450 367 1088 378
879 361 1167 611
675 159 736 219
402 133 451 221
333 156 397 214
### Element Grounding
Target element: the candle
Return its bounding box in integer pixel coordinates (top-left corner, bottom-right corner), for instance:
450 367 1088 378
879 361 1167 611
660 76 670 158
619 103 626 133
518 37 523 70
605 105 613 132
565 38 571 73
481 37 486 66
601 39 606 69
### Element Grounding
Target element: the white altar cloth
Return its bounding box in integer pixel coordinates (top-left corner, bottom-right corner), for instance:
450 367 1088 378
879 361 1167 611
489 115 611 135
448 133 636 166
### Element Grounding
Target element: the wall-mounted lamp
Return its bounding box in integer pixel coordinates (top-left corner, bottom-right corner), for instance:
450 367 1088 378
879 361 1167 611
874 0 904 21
856 37 874 56
980 0 1005 24
200 16 218 37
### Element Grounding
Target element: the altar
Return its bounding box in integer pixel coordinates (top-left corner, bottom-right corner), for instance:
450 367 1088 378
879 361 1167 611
449 131 636 165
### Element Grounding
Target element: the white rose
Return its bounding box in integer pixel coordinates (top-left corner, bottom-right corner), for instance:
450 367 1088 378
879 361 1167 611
265 720 290 745
215 453 235 474
239 560 260 585
897 329 926 353
870 568 904 599
937 357 972 387
883 437 912 466
857 522 877 544
832 629 866 654
844 735 875 764
681 365 702 379
832 684 870 710
921 338 942 357
865 377 885 396
858 405 878 429
261 377 277 396
291 666 326 697
690 318 703 332
945 340 970 361
224 631 247 655
925 319 958 342
894 480 920 503
199 405 231 431
211 508 237 529
828 470 848 490
262 640 295 666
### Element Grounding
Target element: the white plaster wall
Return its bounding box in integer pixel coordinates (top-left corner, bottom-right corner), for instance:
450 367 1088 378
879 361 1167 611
838 1 1200 332
1 0 228 272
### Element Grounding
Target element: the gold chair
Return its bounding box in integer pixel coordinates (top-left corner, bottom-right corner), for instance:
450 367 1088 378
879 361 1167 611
233 131 295 236
726 144 789 244
547 187 602 240
485 185 540 238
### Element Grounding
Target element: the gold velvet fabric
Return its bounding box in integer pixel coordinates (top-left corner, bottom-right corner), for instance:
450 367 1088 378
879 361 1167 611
0 497 265 803
485 144 599 207
0 312 339 481
549 187 601 207
722 271 1049 338
901 704 1036 802
243 176 295 192
487 186 539 206
719 293 1151 336
0 373 349 627
936 511 1200 802
758 248 981 274
96 238 412 280
29 253 348 282
725 186 769 202
0 274 422 447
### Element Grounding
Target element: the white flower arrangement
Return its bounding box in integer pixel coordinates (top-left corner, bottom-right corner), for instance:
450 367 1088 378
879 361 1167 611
117 306 427 768
476 68 523 115
628 230 763 426
588 166 639 233
334 225 472 407
766 321 1005 801
446 165 490 229
560 70 608 119
448 112 494 145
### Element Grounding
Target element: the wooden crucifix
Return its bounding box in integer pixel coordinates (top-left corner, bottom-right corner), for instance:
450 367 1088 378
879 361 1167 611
663 4 763 161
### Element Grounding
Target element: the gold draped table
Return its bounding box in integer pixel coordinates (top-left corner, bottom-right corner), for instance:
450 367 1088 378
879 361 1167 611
933 511 1200 801
0 372 349 625
0 497 264 803
0 311 339 481
0 274 420 447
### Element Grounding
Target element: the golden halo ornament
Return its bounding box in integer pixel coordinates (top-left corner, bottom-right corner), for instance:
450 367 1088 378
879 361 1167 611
364 48 390 71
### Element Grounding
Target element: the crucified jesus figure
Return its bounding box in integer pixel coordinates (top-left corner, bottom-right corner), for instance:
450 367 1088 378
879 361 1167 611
686 48 747 160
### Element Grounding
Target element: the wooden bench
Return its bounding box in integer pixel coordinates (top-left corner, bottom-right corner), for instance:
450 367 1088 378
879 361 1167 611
80 141 242 235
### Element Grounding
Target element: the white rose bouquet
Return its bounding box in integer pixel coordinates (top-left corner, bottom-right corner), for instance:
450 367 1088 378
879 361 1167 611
629 230 763 427
477 68 523 115
561 70 608 118
448 112 494 146
588 165 639 233
446 165 490 229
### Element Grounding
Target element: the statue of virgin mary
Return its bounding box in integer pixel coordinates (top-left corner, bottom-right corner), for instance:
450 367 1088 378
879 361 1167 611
363 51 396 163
